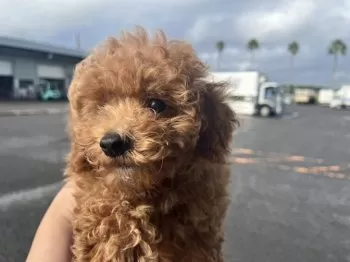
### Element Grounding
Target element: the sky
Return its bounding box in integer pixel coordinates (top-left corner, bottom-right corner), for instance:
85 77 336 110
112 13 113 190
0 0 350 86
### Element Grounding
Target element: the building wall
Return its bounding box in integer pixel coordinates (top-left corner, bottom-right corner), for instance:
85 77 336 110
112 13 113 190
13 58 37 95
14 58 37 80
0 46 83 100
0 57 14 99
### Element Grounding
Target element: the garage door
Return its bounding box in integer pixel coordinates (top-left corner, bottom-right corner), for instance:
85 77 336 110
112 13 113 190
0 60 13 75
37 65 65 78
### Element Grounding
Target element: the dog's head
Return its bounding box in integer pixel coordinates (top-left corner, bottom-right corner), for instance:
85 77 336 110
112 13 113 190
67 27 238 179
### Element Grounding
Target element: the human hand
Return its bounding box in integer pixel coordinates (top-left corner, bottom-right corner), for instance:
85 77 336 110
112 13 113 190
26 181 76 262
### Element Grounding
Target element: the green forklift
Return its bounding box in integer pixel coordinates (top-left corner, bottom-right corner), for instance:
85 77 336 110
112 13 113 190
36 80 62 101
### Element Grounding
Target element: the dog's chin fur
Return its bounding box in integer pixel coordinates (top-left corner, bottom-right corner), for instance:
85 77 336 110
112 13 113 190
115 166 136 180
65 26 239 262
90 154 195 196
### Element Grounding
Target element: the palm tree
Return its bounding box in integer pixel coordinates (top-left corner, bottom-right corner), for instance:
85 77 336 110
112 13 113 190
216 41 225 70
328 39 347 83
288 41 299 87
247 38 260 69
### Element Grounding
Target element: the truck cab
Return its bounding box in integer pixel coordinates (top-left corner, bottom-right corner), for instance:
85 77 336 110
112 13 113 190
257 82 284 117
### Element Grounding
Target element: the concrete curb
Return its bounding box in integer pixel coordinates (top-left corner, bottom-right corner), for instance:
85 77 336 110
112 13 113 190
0 107 68 117
237 111 299 120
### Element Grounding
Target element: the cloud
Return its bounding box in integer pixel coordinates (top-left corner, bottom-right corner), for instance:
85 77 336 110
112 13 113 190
186 0 317 45
186 0 350 85
331 0 350 23
0 0 202 41
0 0 107 36
236 61 253 71
234 0 317 42
186 14 234 44
0 0 349 85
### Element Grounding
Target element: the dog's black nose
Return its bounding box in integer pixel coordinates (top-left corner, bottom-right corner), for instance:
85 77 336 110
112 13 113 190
100 133 132 157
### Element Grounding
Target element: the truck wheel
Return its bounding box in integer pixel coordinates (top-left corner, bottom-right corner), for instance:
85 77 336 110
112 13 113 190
259 106 271 117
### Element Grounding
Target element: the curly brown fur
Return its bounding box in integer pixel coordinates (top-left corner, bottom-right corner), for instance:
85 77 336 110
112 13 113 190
65 26 238 262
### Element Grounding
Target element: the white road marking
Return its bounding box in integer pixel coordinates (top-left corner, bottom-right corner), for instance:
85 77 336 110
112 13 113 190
28 150 68 164
0 107 67 117
0 182 62 211
333 213 350 226
0 136 57 151
236 112 299 121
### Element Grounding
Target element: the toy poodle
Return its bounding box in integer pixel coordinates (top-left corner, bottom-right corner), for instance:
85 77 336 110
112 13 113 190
65 26 238 262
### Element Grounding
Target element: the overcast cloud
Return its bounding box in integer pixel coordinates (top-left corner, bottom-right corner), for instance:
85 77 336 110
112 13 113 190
0 0 349 85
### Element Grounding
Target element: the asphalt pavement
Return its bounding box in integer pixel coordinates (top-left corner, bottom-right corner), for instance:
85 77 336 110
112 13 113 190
1 104 350 262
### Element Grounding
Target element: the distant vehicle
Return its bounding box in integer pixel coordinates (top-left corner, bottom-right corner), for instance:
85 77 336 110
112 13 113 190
206 71 284 117
283 93 293 105
318 89 334 105
36 80 62 101
329 85 350 109
294 88 317 104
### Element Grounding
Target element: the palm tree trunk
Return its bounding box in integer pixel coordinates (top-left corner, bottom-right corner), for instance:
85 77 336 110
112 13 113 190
217 51 221 70
290 55 294 87
250 51 255 70
331 54 338 86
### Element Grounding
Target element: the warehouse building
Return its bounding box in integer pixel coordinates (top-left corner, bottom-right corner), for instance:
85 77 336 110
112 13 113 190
0 36 87 100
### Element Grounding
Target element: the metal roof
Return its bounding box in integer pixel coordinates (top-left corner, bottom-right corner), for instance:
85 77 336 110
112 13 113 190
0 36 88 58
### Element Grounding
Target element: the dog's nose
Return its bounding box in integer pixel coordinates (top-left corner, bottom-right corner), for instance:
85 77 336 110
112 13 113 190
99 133 132 157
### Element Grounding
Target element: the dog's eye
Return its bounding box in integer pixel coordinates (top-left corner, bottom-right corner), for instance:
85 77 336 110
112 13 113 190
147 98 166 113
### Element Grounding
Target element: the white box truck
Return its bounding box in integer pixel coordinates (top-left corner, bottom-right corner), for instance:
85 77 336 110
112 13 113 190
318 88 334 105
206 71 284 117
329 85 350 109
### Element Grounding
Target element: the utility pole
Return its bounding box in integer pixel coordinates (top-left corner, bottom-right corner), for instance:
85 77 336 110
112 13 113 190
74 32 81 50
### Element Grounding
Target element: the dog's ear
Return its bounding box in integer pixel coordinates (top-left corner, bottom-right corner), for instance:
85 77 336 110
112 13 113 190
196 81 239 162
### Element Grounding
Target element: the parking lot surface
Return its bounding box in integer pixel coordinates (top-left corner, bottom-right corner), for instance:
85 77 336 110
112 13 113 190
0 105 350 262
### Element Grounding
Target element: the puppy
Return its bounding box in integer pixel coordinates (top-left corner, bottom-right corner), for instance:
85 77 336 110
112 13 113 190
65 26 238 262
